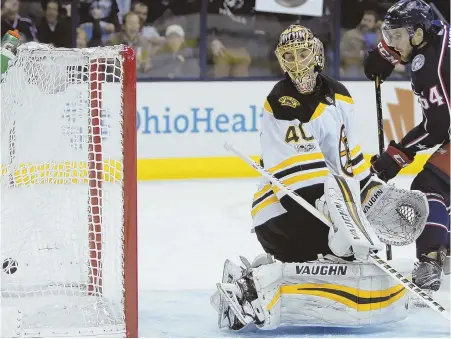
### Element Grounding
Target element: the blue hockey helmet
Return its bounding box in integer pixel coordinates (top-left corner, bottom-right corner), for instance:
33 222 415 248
382 0 434 46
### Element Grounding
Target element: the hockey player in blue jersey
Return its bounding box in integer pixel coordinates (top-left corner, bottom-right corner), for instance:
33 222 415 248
363 0 450 294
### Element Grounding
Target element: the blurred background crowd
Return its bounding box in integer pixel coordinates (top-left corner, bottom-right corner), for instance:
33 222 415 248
2 0 449 80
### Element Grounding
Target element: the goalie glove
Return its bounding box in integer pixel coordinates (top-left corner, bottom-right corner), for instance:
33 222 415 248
360 176 428 246
370 141 414 182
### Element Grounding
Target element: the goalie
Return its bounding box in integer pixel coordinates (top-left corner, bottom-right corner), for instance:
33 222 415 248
211 25 429 331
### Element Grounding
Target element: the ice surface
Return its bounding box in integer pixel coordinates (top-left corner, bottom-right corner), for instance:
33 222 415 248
138 176 450 337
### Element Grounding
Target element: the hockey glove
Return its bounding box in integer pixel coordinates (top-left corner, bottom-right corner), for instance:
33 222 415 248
370 141 414 182
363 40 400 82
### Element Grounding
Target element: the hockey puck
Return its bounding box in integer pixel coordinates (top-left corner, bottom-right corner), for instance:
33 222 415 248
2 258 18 274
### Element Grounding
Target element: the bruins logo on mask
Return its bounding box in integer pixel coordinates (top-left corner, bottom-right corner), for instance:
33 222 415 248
279 96 300 108
339 124 353 177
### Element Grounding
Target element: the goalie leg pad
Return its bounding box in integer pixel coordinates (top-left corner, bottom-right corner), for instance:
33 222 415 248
252 258 413 329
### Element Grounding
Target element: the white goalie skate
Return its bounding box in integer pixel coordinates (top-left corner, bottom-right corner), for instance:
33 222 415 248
210 256 267 330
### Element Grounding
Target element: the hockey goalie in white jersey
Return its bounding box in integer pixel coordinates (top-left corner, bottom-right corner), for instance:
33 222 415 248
211 25 430 331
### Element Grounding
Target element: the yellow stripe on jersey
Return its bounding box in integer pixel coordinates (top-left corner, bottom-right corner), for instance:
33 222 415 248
349 145 369 177
264 99 273 114
335 93 354 104
310 103 327 121
353 160 370 177
251 194 279 217
310 94 353 121
266 283 406 312
350 145 361 158
253 183 272 200
272 169 329 194
268 153 325 174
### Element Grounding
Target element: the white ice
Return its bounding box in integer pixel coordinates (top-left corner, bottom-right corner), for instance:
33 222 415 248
138 176 450 337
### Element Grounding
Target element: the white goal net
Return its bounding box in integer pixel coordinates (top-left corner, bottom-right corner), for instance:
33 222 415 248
1 43 137 337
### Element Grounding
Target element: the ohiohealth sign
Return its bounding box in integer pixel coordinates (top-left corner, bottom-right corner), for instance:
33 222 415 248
135 81 429 179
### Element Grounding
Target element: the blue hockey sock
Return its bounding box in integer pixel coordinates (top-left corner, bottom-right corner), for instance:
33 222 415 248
416 193 450 259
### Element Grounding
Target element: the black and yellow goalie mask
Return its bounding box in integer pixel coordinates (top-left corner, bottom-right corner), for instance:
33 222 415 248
275 25 325 94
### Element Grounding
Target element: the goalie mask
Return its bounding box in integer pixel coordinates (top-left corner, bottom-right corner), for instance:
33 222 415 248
275 25 325 94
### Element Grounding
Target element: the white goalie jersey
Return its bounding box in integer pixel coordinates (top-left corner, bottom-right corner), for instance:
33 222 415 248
252 74 371 228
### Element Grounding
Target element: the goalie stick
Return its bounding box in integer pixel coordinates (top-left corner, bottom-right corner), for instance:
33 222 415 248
224 142 450 321
375 75 393 261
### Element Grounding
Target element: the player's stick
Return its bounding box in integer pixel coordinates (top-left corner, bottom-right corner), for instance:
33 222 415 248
429 3 449 25
374 75 393 261
225 142 450 321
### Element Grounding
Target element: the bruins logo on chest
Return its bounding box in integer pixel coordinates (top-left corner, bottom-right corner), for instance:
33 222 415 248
279 96 300 108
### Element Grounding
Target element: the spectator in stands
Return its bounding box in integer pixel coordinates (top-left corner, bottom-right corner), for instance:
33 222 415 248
36 0 71 47
76 27 88 48
77 21 103 47
149 24 200 78
146 0 201 37
79 3 116 46
340 10 381 77
1 0 36 42
340 0 387 30
79 0 120 30
207 0 255 78
107 11 151 74
131 1 165 49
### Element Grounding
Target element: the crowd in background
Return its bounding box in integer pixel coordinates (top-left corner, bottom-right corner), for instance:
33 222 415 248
1 0 449 80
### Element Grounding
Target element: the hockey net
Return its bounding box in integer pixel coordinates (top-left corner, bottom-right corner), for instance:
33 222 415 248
0 43 137 337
